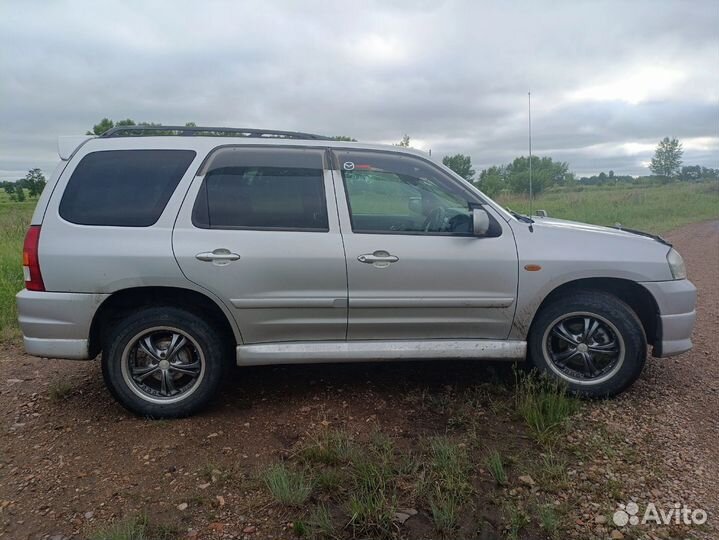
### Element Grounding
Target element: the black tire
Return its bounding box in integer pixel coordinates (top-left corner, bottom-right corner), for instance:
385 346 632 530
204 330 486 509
528 290 646 398
102 306 227 418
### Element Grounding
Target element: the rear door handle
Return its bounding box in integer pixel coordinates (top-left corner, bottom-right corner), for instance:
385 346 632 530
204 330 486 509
357 251 399 267
196 248 241 264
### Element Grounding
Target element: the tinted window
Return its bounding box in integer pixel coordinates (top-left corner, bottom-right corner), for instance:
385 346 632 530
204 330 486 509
337 151 475 235
60 150 196 226
193 148 328 231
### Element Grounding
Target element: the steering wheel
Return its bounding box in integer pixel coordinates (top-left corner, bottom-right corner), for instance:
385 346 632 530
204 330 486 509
423 207 446 232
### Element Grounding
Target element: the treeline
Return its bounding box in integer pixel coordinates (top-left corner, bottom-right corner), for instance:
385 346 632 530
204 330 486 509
463 136 718 197
578 166 719 186
2 169 46 202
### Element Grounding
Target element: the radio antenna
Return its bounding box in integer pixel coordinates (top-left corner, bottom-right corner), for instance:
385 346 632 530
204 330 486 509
528 91 534 232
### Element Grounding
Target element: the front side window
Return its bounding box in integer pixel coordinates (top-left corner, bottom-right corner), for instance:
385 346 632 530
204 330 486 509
337 150 475 235
59 149 196 227
193 148 328 231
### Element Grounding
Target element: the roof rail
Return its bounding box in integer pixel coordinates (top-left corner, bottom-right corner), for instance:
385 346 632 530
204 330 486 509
99 125 331 140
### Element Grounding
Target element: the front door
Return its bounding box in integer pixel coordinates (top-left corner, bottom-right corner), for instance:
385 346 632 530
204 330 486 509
173 146 348 344
331 149 518 340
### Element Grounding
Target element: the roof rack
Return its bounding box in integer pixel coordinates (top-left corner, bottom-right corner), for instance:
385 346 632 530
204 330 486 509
99 125 331 140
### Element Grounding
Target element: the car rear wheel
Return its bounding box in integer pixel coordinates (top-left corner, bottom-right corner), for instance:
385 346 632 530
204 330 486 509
102 306 226 418
528 291 646 397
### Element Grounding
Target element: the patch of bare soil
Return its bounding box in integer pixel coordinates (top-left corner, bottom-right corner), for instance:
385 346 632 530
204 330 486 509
1 220 717 540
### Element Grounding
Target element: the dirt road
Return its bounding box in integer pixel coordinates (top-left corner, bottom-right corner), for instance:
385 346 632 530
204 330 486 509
1 220 717 540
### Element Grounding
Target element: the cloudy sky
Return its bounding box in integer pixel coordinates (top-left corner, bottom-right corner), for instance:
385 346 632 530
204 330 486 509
1 0 717 180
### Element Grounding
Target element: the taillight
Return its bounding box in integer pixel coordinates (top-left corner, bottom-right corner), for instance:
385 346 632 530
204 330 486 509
22 225 45 292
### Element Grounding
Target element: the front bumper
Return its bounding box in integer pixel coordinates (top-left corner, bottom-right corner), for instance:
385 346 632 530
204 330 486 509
16 289 109 360
640 279 697 357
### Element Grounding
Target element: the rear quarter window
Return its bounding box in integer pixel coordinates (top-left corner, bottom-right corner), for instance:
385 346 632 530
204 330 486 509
192 147 328 231
59 149 196 226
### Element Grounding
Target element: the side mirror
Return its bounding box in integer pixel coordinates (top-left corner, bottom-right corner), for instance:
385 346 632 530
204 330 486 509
534 209 548 217
472 208 490 236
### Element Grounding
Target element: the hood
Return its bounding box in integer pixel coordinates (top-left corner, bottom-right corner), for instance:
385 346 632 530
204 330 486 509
529 216 671 246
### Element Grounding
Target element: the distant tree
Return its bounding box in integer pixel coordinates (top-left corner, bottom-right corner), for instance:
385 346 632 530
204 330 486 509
3 183 15 199
23 168 46 197
477 165 507 197
579 171 633 185
332 135 357 141
14 185 25 202
396 134 411 147
649 137 683 178
87 118 115 135
506 156 572 194
86 118 197 136
442 154 475 181
700 167 719 180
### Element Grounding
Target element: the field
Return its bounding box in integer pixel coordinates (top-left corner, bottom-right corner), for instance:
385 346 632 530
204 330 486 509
0 182 717 341
495 181 719 234
0 197 34 340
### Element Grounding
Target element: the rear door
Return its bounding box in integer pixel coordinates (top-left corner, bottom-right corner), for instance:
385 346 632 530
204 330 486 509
173 146 348 344
331 149 518 340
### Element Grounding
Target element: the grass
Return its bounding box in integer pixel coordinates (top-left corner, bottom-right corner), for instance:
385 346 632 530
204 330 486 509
486 449 508 486
422 438 473 534
89 515 177 540
428 488 463 534
347 457 398 537
503 501 530 540
263 463 313 506
496 180 719 234
48 380 74 401
527 452 569 492
198 462 231 483
308 504 336 538
537 504 561 539
515 372 580 443
0 202 33 341
300 429 356 465
314 468 346 494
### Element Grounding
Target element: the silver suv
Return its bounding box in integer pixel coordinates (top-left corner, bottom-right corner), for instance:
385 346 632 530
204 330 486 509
17 126 697 417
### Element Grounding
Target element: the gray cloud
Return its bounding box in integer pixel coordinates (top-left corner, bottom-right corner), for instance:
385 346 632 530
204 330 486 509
1 0 717 180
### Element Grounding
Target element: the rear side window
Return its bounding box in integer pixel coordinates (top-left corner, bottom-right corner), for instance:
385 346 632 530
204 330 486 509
193 147 328 231
59 150 196 226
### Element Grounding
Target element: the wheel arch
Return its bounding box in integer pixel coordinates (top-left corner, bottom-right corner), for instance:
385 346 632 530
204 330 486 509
88 286 240 357
524 277 659 350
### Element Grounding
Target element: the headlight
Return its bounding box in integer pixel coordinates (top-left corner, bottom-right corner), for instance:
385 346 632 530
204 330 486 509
667 248 686 280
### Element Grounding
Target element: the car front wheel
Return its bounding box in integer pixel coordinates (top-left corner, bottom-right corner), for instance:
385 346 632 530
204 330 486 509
102 306 227 418
528 291 646 397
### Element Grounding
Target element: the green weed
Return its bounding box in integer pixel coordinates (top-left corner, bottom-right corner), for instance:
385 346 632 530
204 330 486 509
347 457 397 538
308 504 336 538
89 515 177 540
515 373 580 442
264 464 313 506
486 450 507 486
300 430 356 465
48 380 74 401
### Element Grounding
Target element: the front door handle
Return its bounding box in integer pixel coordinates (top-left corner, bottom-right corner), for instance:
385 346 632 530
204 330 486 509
357 251 399 267
196 248 241 264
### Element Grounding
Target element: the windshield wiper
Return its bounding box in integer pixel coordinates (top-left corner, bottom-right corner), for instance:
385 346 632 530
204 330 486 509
507 208 534 223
